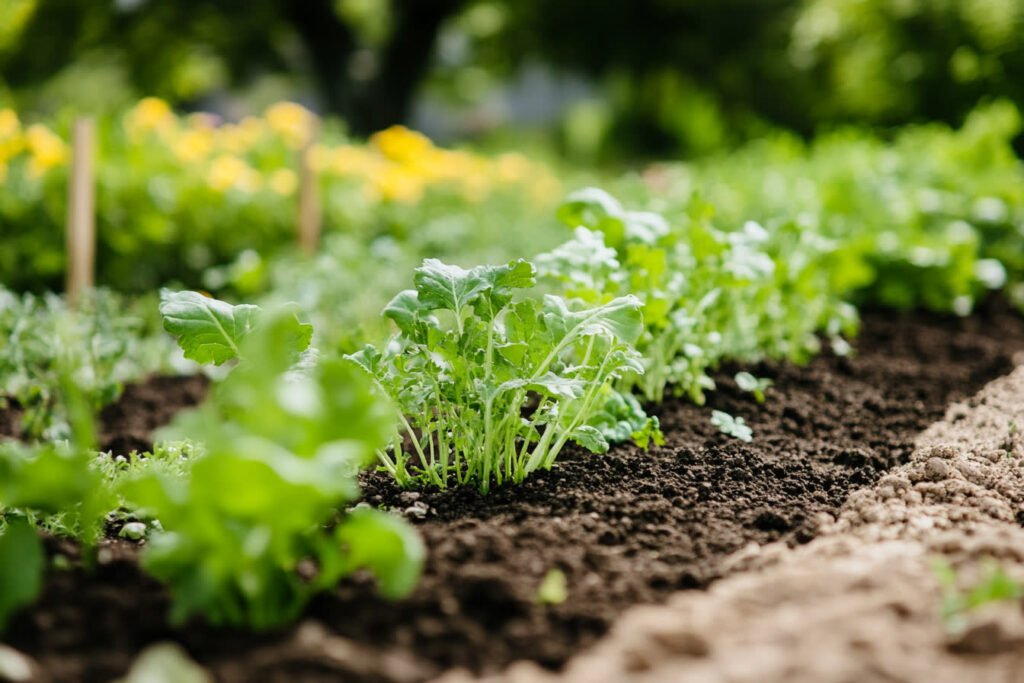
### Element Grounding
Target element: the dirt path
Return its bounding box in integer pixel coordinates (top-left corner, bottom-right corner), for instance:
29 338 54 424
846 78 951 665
447 355 1024 683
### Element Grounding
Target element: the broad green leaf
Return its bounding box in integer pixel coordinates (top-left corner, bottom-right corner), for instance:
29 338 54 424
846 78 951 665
413 259 491 315
383 290 432 336
568 425 609 453
159 290 260 365
541 294 644 345
336 508 424 599
0 519 43 632
496 373 586 401
413 258 534 318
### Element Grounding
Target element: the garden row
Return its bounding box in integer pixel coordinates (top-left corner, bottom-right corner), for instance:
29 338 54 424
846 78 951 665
3 98 1024 670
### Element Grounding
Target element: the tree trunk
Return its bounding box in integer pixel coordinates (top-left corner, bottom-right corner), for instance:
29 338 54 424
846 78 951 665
285 0 467 135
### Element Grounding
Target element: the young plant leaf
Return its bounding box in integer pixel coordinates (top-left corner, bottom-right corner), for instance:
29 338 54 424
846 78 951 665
159 290 312 365
335 507 425 599
0 519 44 632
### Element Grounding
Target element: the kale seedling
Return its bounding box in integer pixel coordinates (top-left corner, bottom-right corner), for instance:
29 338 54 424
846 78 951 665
711 409 753 442
734 371 772 403
349 258 645 493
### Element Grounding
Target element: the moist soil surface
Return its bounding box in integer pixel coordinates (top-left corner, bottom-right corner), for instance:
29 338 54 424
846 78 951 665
6 303 1024 682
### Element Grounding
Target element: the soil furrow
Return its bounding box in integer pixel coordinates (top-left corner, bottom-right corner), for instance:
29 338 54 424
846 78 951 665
5 302 1024 682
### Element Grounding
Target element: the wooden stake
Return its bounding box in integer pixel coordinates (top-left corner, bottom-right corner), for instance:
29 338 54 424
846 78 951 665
65 118 95 307
297 136 322 256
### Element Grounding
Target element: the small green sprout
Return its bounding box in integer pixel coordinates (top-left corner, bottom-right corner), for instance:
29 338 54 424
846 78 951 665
734 371 772 403
536 569 568 605
711 410 753 442
931 557 1024 634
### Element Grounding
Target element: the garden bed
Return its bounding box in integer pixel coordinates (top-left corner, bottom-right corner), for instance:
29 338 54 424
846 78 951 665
5 302 1024 682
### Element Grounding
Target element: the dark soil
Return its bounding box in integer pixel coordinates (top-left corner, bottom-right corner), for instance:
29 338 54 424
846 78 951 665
97 374 209 455
7 303 1024 682
0 374 209 455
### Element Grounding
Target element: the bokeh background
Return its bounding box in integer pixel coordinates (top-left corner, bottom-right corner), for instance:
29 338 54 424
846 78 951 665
3 0 1024 347
4 0 1023 156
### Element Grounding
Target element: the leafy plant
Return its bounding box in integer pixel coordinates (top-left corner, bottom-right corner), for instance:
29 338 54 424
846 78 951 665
710 410 753 442
0 286 171 440
348 257 645 493
0 368 116 632
541 188 854 405
135 306 423 628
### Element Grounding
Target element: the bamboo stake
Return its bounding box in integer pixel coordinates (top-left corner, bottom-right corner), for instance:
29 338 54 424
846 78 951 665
297 135 322 256
65 118 95 308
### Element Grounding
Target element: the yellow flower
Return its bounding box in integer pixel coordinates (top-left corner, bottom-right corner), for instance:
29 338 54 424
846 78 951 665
364 165 425 204
207 154 260 193
238 116 268 146
217 116 269 154
124 97 175 139
219 123 255 155
326 144 382 177
268 168 298 196
25 124 67 178
0 109 19 139
370 125 434 163
265 102 315 149
172 128 214 163
0 134 24 164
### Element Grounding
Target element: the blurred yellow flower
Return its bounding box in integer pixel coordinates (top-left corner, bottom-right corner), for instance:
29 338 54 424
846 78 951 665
265 102 315 149
365 165 425 204
370 125 434 163
173 129 214 163
25 124 67 178
0 109 19 139
328 144 383 177
0 134 23 164
207 154 260 193
268 168 298 196
125 97 175 139
238 116 267 145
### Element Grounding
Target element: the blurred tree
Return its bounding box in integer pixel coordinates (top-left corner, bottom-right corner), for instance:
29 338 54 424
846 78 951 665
0 0 467 134
3 0 1023 153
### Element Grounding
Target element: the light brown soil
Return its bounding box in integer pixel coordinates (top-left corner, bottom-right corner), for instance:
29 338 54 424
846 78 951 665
443 354 1024 683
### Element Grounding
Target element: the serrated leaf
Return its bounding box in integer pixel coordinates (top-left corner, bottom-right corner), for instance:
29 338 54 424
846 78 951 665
159 290 259 365
541 294 644 345
159 291 311 366
497 373 586 401
383 290 434 336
